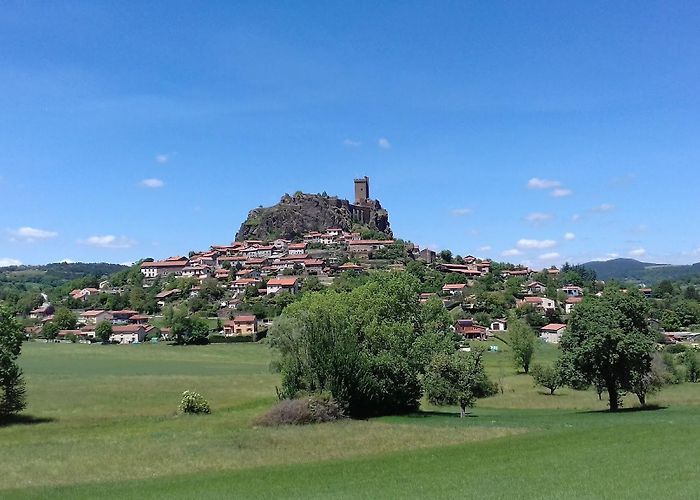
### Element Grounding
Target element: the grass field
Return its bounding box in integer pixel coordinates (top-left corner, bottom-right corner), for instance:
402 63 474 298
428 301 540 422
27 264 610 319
2 341 699 498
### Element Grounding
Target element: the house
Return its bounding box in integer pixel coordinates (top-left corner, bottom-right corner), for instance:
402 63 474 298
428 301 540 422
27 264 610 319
640 287 653 299
180 264 210 279
231 278 262 293
288 243 307 255
490 319 508 332
559 285 584 297
303 259 325 274
547 267 560 276
140 256 189 279
519 296 556 312
109 324 148 344
69 287 100 301
110 310 140 323
454 319 488 340
155 288 180 306
29 304 54 320
223 315 257 336
526 281 547 295
419 292 437 304
327 228 343 237
266 276 299 295
128 314 150 325
565 296 583 314
501 268 530 278
57 329 85 341
215 268 230 280
347 239 394 254
540 323 567 344
79 310 113 325
442 283 467 295
337 262 364 273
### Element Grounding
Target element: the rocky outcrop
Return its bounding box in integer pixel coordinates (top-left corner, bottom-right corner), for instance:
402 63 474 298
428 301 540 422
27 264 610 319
235 192 392 242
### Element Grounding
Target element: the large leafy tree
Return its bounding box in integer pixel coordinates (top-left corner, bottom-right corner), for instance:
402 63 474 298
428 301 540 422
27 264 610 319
53 307 77 330
270 272 455 417
0 305 26 417
561 290 655 410
508 319 537 374
95 320 113 343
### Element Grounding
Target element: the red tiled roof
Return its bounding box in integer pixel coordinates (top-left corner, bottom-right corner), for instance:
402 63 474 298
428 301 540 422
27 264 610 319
233 315 256 323
267 277 299 286
112 325 145 333
541 323 567 332
443 283 467 290
348 239 394 245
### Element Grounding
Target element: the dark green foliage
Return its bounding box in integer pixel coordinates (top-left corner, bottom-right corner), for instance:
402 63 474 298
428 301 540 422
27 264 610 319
178 391 210 414
95 321 112 343
52 307 77 330
681 350 700 382
561 290 656 410
0 306 26 417
41 322 59 340
423 348 497 417
270 272 455 418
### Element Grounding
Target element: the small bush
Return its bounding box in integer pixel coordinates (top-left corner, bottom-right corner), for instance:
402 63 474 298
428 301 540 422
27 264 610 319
255 393 345 426
531 363 562 395
178 391 211 414
665 343 687 354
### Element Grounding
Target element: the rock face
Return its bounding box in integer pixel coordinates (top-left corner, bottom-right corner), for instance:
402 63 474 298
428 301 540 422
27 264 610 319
235 192 392 242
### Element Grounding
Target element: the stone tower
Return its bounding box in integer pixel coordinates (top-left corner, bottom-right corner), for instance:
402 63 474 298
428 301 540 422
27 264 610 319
354 176 370 204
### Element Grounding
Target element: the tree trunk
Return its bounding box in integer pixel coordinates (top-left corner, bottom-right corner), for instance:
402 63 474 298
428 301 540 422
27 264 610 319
607 381 619 411
459 406 466 418
637 392 646 407
549 387 555 395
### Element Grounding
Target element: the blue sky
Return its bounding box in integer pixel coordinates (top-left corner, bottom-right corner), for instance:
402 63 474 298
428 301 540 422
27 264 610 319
2 1 700 267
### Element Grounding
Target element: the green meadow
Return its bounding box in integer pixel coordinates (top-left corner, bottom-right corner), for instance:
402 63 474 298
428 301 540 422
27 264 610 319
2 341 699 498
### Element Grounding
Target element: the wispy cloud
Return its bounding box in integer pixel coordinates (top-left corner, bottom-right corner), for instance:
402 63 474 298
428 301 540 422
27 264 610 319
479 245 492 252
571 214 581 222
517 239 557 250
9 226 58 242
343 139 361 147
155 154 170 164
79 235 135 249
591 203 615 213
0 257 22 267
525 212 554 224
502 248 522 257
527 178 561 190
629 248 647 258
450 208 473 217
610 174 636 187
539 252 560 260
378 137 391 149
564 232 576 241
140 178 164 188
551 188 573 198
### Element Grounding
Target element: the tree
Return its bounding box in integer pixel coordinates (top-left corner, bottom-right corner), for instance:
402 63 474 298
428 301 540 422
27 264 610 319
42 322 59 340
531 363 562 395
53 307 77 330
682 350 700 382
439 250 453 263
270 272 455 417
95 321 113 343
629 353 669 406
561 290 655 411
423 348 497 417
0 306 26 417
508 319 537 374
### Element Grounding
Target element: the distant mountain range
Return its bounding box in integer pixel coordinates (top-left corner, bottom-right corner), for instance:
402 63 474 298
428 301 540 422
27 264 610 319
582 258 700 284
0 262 128 288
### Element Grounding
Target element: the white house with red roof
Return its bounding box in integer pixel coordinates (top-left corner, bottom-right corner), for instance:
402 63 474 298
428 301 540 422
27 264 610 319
442 283 467 295
266 276 299 295
540 323 567 344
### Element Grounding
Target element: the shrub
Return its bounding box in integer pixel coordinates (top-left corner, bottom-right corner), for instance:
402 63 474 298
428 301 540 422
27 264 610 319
208 334 254 344
178 391 211 414
665 343 687 354
255 393 345 426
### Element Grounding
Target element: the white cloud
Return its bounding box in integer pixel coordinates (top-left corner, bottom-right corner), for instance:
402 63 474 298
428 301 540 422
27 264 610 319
527 178 561 190
119 261 135 266
539 252 560 260
551 188 573 198
517 239 557 250
564 232 576 241
525 212 554 224
591 203 615 213
10 226 58 242
378 138 391 149
629 248 647 258
343 139 361 147
140 178 164 188
502 248 522 257
79 235 135 249
155 154 170 164
59 258 75 264
450 208 473 217
479 245 492 252
0 257 22 267
571 214 581 222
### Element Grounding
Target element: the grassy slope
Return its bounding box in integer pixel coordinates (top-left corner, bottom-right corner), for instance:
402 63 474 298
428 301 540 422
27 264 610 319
3 342 700 498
